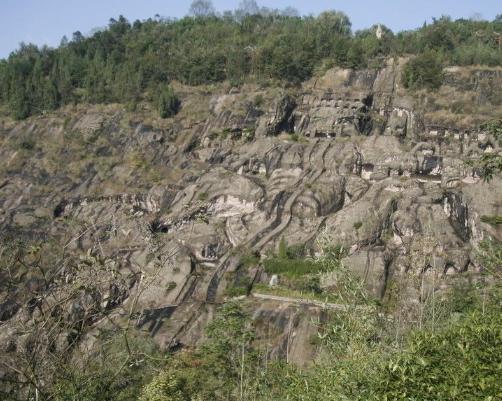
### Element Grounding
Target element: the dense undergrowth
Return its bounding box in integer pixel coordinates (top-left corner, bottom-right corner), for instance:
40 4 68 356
1 3 502 400
0 4 501 119
4 239 495 401
46 267 502 401
152 236 496 401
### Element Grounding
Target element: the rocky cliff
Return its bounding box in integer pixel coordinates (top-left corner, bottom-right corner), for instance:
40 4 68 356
0 59 501 385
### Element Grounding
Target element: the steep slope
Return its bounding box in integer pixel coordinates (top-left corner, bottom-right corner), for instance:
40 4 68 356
0 60 501 394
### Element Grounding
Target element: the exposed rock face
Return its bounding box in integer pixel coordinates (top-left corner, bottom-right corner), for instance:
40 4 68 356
0 62 501 373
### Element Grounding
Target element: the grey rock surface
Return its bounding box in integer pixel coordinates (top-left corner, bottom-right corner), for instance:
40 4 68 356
0 63 501 369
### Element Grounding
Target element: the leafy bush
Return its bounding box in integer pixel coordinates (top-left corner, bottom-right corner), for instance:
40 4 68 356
52 331 165 401
372 309 502 401
156 85 180 118
475 153 502 182
482 118 502 144
140 301 257 401
285 243 306 259
477 239 502 276
238 250 260 268
263 256 322 277
138 267 502 401
402 50 443 90
139 370 190 401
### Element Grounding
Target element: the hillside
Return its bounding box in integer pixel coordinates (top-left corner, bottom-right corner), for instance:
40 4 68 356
1 13 501 119
0 11 502 401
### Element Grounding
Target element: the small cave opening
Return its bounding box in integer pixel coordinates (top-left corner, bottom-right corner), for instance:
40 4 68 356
362 94 374 108
53 200 67 218
148 218 169 234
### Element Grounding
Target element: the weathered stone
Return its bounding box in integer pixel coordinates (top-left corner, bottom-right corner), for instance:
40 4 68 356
0 63 500 374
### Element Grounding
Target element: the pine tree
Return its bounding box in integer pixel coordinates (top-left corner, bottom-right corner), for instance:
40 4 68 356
156 85 180 118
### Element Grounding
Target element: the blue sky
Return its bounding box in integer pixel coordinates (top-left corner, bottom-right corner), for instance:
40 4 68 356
1 0 500 59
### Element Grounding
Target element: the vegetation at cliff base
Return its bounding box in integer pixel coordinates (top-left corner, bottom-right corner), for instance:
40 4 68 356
0 2 501 119
0 2 501 400
138 283 502 401
1 232 501 401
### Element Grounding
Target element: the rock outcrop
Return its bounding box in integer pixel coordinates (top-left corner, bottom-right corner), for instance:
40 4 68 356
0 62 501 375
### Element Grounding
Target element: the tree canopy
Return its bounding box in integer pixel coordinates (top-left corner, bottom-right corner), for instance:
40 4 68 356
0 8 501 119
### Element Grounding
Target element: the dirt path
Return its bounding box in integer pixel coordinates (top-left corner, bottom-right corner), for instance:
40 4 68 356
251 292 355 310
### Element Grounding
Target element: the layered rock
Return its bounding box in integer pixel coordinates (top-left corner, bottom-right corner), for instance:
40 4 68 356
0 63 501 374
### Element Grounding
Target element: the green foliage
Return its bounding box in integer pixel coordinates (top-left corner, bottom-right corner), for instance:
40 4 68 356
53 371 111 401
466 118 502 182
477 239 502 276
475 153 502 182
261 241 352 304
482 118 502 144
277 237 307 260
402 50 443 90
141 301 257 401
19 136 36 150
156 85 180 118
136 250 502 401
197 191 208 201
263 256 321 277
285 243 305 259
224 270 253 297
255 282 502 401
1 13 501 118
225 284 249 297
253 94 264 108
277 236 288 259
165 281 178 293
272 240 310 272
239 250 260 268
372 309 502 401
321 243 347 261
6 239 495 401
443 280 484 315
139 370 190 401
480 215 502 226
52 331 166 401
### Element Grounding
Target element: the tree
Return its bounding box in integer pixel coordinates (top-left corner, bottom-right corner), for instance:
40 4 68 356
317 10 352 36
59 35 69 47
72 31 84 43
1 8 502 120
402 50 443 90
139 371 190 401
372 309 502 401
281 6 299 17
237 0 259 16
314 11 352 59
140 302 256 401
188 0 215 18
156 85 180 118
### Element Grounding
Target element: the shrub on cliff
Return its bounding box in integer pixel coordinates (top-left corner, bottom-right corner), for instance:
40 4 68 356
402 50 443 90
156 85 180 118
